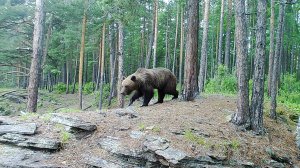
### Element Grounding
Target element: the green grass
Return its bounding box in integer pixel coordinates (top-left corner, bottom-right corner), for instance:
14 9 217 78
184 129 207 146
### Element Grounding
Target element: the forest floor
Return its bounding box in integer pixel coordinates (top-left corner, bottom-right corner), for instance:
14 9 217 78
0 88 299 167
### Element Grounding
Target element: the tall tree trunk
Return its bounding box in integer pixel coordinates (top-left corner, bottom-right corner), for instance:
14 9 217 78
95 41 102 91
297 48 300 81
198 0 210 93
117 21 125 108
27 0 45 112
108 23 116 106
140 17 145 68
72 58 78 94
224 0 232 68
172 4 179 74
152 0 158 68
66 59 70 94
179 6 184 94
217 0 225 65
165 16 170 69
99 23 106 110
183 0 198 101
145 3 155 68
92 50 96 90
270 0 285 119
78 0 88 110
231 0 250 126
84 54 88 84
250 0 267 134
267 0 275 96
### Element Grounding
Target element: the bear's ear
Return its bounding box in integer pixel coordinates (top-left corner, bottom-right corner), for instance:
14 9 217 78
122 76 126 80
131 75 136 82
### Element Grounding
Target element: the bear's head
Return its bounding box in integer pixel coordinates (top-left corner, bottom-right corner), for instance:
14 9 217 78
120 75 139 95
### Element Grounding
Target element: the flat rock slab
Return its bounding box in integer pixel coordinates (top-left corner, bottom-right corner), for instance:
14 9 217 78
155 147 187 165
0 144 62 168
0 123 36 135
0 133 61 150
83 155 121 168
51 113 96 131
143 136 170 151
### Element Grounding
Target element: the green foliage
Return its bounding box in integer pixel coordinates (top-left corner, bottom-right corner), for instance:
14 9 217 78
277 74 300 113
184 130 206 146
54 83 66 94
138 123 145 131
227 139 240 150
83 82 94 94
0 106 11 116
60 131 71 144
205 65 237 94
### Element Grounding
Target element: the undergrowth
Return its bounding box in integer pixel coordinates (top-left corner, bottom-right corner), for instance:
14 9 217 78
204 65 300 116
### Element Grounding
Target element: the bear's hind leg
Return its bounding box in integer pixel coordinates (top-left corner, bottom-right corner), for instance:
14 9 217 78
141 90 154 107
155 89 165 104
172 90 179 100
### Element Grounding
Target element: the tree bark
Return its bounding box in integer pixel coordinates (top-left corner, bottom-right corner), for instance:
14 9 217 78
152 0 158 68
27 0 44 112
179 6 184 94
250 0 267 134
72 58 78 94
183 0 198 101
145 3 155 68
99 23 106 110
172 4 179 74
66 59 70 94
108 23 117 106
224 0 232 68
117 21 125 108
270 0 285 119
267 0 275 96
165 16 170 69
78 0 88 110
198 0 210 93
217 0 225 65
231 0 250 126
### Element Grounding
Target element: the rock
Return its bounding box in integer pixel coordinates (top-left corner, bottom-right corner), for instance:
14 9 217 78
83 155 121 168
130 130 146 139
296 117 300 150
0 116 17 125
51 113 96 131
266 159 285 168
239 161 255 168
0 123 36 135
98 136 121 153
114 108 138 118
143 136 169 151
155 147 187 165
0 133 61 150
266 147 292 165
98 136 151 166
114 125 131 131
0 144 62 168
207 153 227 161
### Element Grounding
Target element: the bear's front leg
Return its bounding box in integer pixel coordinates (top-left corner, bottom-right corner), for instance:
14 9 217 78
128 90 143 106
141 89 154 107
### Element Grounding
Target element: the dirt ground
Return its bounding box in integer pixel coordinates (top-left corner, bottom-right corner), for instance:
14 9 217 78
26 94 299 167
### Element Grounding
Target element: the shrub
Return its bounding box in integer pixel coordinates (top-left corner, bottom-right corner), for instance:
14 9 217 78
205 65 237 94
54 83 66 94
83 82 94 94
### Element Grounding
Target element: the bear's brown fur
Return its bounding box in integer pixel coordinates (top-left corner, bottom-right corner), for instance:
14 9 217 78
120 68 178 106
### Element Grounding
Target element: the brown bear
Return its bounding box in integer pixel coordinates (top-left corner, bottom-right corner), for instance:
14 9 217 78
120 68 178 106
